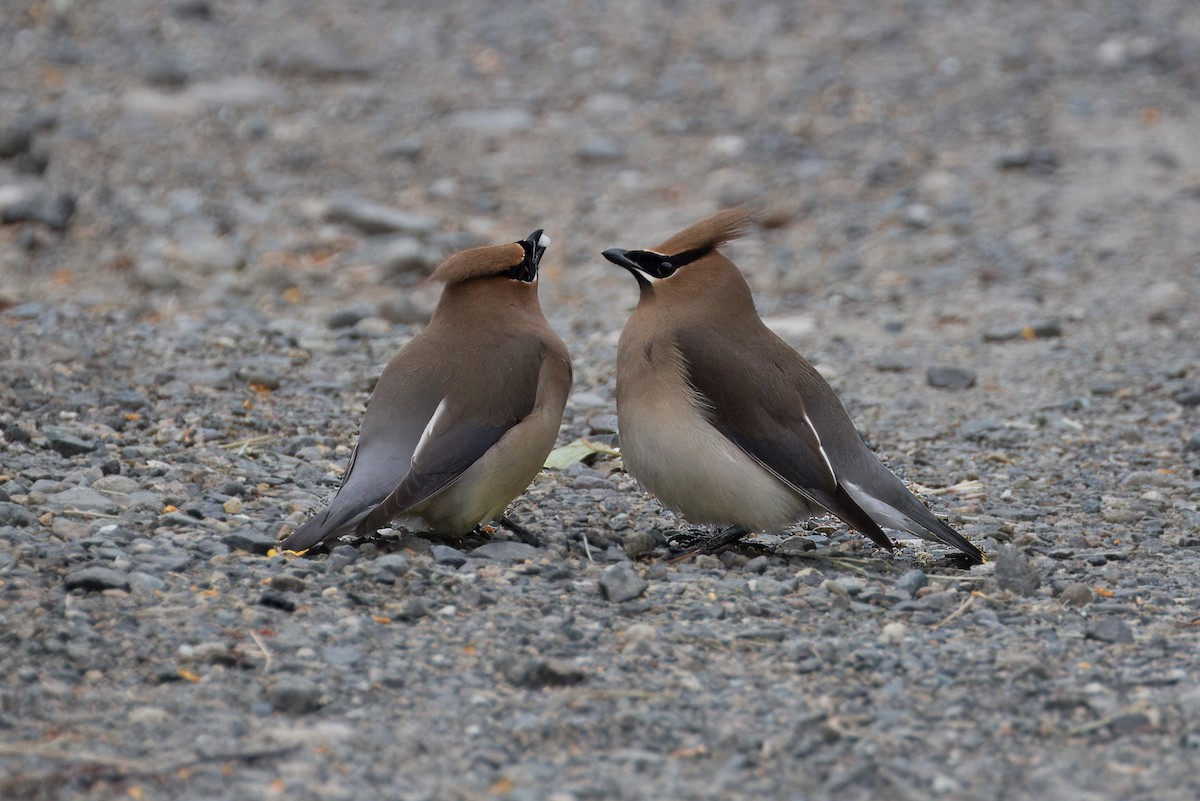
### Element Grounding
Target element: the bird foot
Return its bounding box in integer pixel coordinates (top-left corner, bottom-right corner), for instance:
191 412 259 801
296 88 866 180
666 525 751 564
498 515 542 547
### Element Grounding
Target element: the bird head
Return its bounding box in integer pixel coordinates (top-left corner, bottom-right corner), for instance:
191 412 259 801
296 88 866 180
431 229 551 286
602 207 756 297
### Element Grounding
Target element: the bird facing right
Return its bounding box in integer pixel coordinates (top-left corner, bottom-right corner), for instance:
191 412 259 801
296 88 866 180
602 207 984 564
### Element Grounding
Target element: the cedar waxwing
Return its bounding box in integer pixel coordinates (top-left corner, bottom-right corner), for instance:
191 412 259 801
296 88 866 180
603 208 984 564
280 230 571 552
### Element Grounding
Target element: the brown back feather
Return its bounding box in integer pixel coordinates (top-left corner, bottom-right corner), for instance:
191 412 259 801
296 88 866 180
653 207 757 255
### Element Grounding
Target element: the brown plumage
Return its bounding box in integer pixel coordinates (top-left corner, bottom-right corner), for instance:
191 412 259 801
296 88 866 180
280 230 571 553
603 208 984 563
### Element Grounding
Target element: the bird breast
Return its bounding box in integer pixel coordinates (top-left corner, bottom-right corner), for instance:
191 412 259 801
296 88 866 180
617 338 810 530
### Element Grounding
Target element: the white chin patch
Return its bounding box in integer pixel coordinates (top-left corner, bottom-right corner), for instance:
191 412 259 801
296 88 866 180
537 233 551 248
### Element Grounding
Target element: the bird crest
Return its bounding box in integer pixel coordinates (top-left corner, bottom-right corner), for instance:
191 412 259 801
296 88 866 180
653 207 756 257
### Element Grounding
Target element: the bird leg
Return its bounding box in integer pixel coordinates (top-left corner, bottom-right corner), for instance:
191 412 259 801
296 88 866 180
667 524 751 564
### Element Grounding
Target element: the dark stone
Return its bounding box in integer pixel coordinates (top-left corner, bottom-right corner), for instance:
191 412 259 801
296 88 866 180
269 681 322 714
926 366 977 390
994 147 1060 173
326 307 371 329
504 657 588 688
41 426 95 456
258 589 296 612
1186 431 1200 453
65 566 131 593
1173 388 1200 407
270 574 307 593
222 528 276 554
1086 617 1134 644
0 503 36 527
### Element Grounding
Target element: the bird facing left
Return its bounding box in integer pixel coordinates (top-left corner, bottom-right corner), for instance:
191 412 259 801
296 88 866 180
278 230 572 553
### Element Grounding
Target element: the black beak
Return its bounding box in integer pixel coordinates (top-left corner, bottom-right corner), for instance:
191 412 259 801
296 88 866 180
603 247 651 291
512 229 549 282
602 248 637 272
526 229 548 268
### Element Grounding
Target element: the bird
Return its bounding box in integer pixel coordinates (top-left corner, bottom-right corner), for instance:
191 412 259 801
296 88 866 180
602 208 984 564
279 229 572 553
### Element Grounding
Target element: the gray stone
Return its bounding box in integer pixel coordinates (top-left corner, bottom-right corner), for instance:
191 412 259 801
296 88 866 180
895 569 928 596
222 527 274 553
444 108 534 134
993 546 1042 596
134 548 192 574
1086 617 1134 644
269 680 322 715
472 541 538 563
0 182 75 229
621 530 656 559
323 194 436 236
1186 431 1200 453
65 566 131 593
1174 388 1200 407
321 646 363 666
396 598 427 622
1060 582 1093 607
927 366 977 390
40 426 95 456
270 574 308 593
0 504 36 526
431 544 467 567
599 562 648 603
92 475 139 494
371 552 410 576
46 486 119 514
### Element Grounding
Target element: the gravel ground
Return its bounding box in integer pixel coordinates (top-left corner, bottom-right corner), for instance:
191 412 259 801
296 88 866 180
3 1 1200 799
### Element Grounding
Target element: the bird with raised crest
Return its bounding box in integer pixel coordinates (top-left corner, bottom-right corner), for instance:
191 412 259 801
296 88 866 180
280 230 571 553
603 208 984 564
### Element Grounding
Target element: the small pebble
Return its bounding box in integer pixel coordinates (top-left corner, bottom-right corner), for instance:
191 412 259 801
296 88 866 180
269 681 322 715
65 566 131 593
880 622 908 645
1059 582 1093 607
599 562 648 603
927 366 977 390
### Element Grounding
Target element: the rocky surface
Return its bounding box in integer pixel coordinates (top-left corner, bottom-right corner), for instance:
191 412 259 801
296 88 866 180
2 1 1200 799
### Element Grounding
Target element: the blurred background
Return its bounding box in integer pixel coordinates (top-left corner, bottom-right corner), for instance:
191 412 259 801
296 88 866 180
3 0 1197 325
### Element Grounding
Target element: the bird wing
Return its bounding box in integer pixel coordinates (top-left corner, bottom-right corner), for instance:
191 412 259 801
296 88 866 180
675 327 896 551
355 339 546 535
